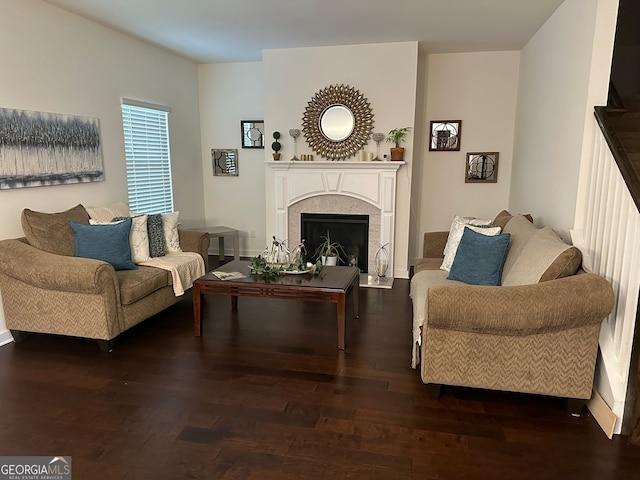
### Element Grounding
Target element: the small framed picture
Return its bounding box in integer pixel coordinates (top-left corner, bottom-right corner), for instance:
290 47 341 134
241 120 264 148
212 149 238 176
465 152 499 183
429 120 461 151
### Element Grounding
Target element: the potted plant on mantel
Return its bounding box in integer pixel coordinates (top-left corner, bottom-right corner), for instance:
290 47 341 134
271 131 282 160
313 231 346 266
386 127 411 161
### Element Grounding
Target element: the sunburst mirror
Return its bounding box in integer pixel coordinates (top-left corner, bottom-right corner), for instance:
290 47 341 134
302 84 374 161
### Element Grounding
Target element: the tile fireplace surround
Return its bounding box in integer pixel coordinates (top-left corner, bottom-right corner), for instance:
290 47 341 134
266 161 404 283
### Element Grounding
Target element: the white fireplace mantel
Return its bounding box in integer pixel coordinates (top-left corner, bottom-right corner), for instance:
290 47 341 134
266 160 404 275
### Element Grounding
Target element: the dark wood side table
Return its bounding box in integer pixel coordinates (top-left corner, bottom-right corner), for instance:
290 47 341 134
193 260 360 350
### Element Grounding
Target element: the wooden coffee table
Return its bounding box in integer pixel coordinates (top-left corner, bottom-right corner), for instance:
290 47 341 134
193 260 360 350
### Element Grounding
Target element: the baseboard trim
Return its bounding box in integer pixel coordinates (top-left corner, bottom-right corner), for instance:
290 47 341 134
587 388 617 439
0 329 14 347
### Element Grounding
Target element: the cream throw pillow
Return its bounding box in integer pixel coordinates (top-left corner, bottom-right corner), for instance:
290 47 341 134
440 216 501 272
501 226 572 286
162 211 182 253
85 202 131 223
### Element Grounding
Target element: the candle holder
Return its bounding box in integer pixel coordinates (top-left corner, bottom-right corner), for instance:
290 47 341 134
289 129 301 161
372 132 385 161
374 242 390 283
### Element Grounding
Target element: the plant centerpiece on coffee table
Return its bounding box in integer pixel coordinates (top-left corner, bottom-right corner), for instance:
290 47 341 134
249 237 318 279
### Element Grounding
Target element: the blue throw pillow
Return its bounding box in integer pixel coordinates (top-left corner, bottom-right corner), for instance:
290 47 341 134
447 227 511 286
69 219 137 270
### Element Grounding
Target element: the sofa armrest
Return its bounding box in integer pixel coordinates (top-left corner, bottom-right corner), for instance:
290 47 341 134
178 229 210 270
422 231 448 259
0 238 120 294
426 272 614 336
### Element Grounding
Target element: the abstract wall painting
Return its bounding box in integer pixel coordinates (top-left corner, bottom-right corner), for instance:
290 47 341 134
0 107 104 189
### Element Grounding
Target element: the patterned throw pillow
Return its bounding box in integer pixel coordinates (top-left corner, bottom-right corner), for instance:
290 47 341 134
147 214 166 257
162 211 182 253
107 215 151 264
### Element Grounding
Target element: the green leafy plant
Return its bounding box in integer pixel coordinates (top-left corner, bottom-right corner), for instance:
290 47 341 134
249 255 283 279
386 127 411 148
313 231 346 263
271 131 282 153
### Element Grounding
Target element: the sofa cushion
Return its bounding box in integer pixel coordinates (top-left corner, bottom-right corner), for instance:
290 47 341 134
116 266 171 305
441 215 500 272
502 225 581 286
447 228 511 286
492 210 534 230
21 204 90 256
70 219 137 271
500 215 540 282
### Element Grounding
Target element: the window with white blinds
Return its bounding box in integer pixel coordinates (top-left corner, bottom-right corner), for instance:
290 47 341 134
121 100 174 214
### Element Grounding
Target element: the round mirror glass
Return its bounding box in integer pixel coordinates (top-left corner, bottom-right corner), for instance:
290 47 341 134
320 105 354 142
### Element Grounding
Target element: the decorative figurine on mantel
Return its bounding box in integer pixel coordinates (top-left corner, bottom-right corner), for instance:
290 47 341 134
289 128 301 161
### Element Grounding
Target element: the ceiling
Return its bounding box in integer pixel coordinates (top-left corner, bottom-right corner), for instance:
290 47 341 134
43 0 565 63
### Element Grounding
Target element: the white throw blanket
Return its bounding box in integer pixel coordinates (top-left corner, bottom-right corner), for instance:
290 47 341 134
139 252 205 296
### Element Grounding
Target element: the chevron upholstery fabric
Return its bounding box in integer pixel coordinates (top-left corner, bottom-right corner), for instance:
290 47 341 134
0 225 210 347
421 325 601 399
412 210 615 400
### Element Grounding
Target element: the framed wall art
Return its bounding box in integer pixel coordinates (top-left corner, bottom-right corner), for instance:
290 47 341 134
212 149 238 176
429 120 461 151
465 152 499 183
240 120 264 148
0 107 104 189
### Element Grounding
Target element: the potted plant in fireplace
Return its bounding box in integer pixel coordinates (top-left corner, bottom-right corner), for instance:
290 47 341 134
314 231 346 266
386 127 411 161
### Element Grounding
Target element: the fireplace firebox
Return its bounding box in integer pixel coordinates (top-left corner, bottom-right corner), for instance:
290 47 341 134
301 213 369 272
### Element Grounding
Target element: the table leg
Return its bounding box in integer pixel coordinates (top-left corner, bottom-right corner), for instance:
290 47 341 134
337 293 346 350
218 236 225 262
193 283 202 336
352 281 360 319
233 232 240 261
231 295 238 311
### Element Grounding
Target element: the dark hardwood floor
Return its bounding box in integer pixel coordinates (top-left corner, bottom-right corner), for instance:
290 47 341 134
1 260 639 479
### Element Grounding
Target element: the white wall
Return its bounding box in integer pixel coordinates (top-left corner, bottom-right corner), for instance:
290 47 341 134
510 0 601 239
411 51 520 262
198 62 266 257
0 0 204 341
263 42 419 278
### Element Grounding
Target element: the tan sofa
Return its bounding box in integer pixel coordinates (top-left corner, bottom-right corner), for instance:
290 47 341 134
0 205 210 352
410 210 614 410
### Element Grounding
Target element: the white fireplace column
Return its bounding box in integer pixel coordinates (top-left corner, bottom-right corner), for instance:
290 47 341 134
266 161 403 275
